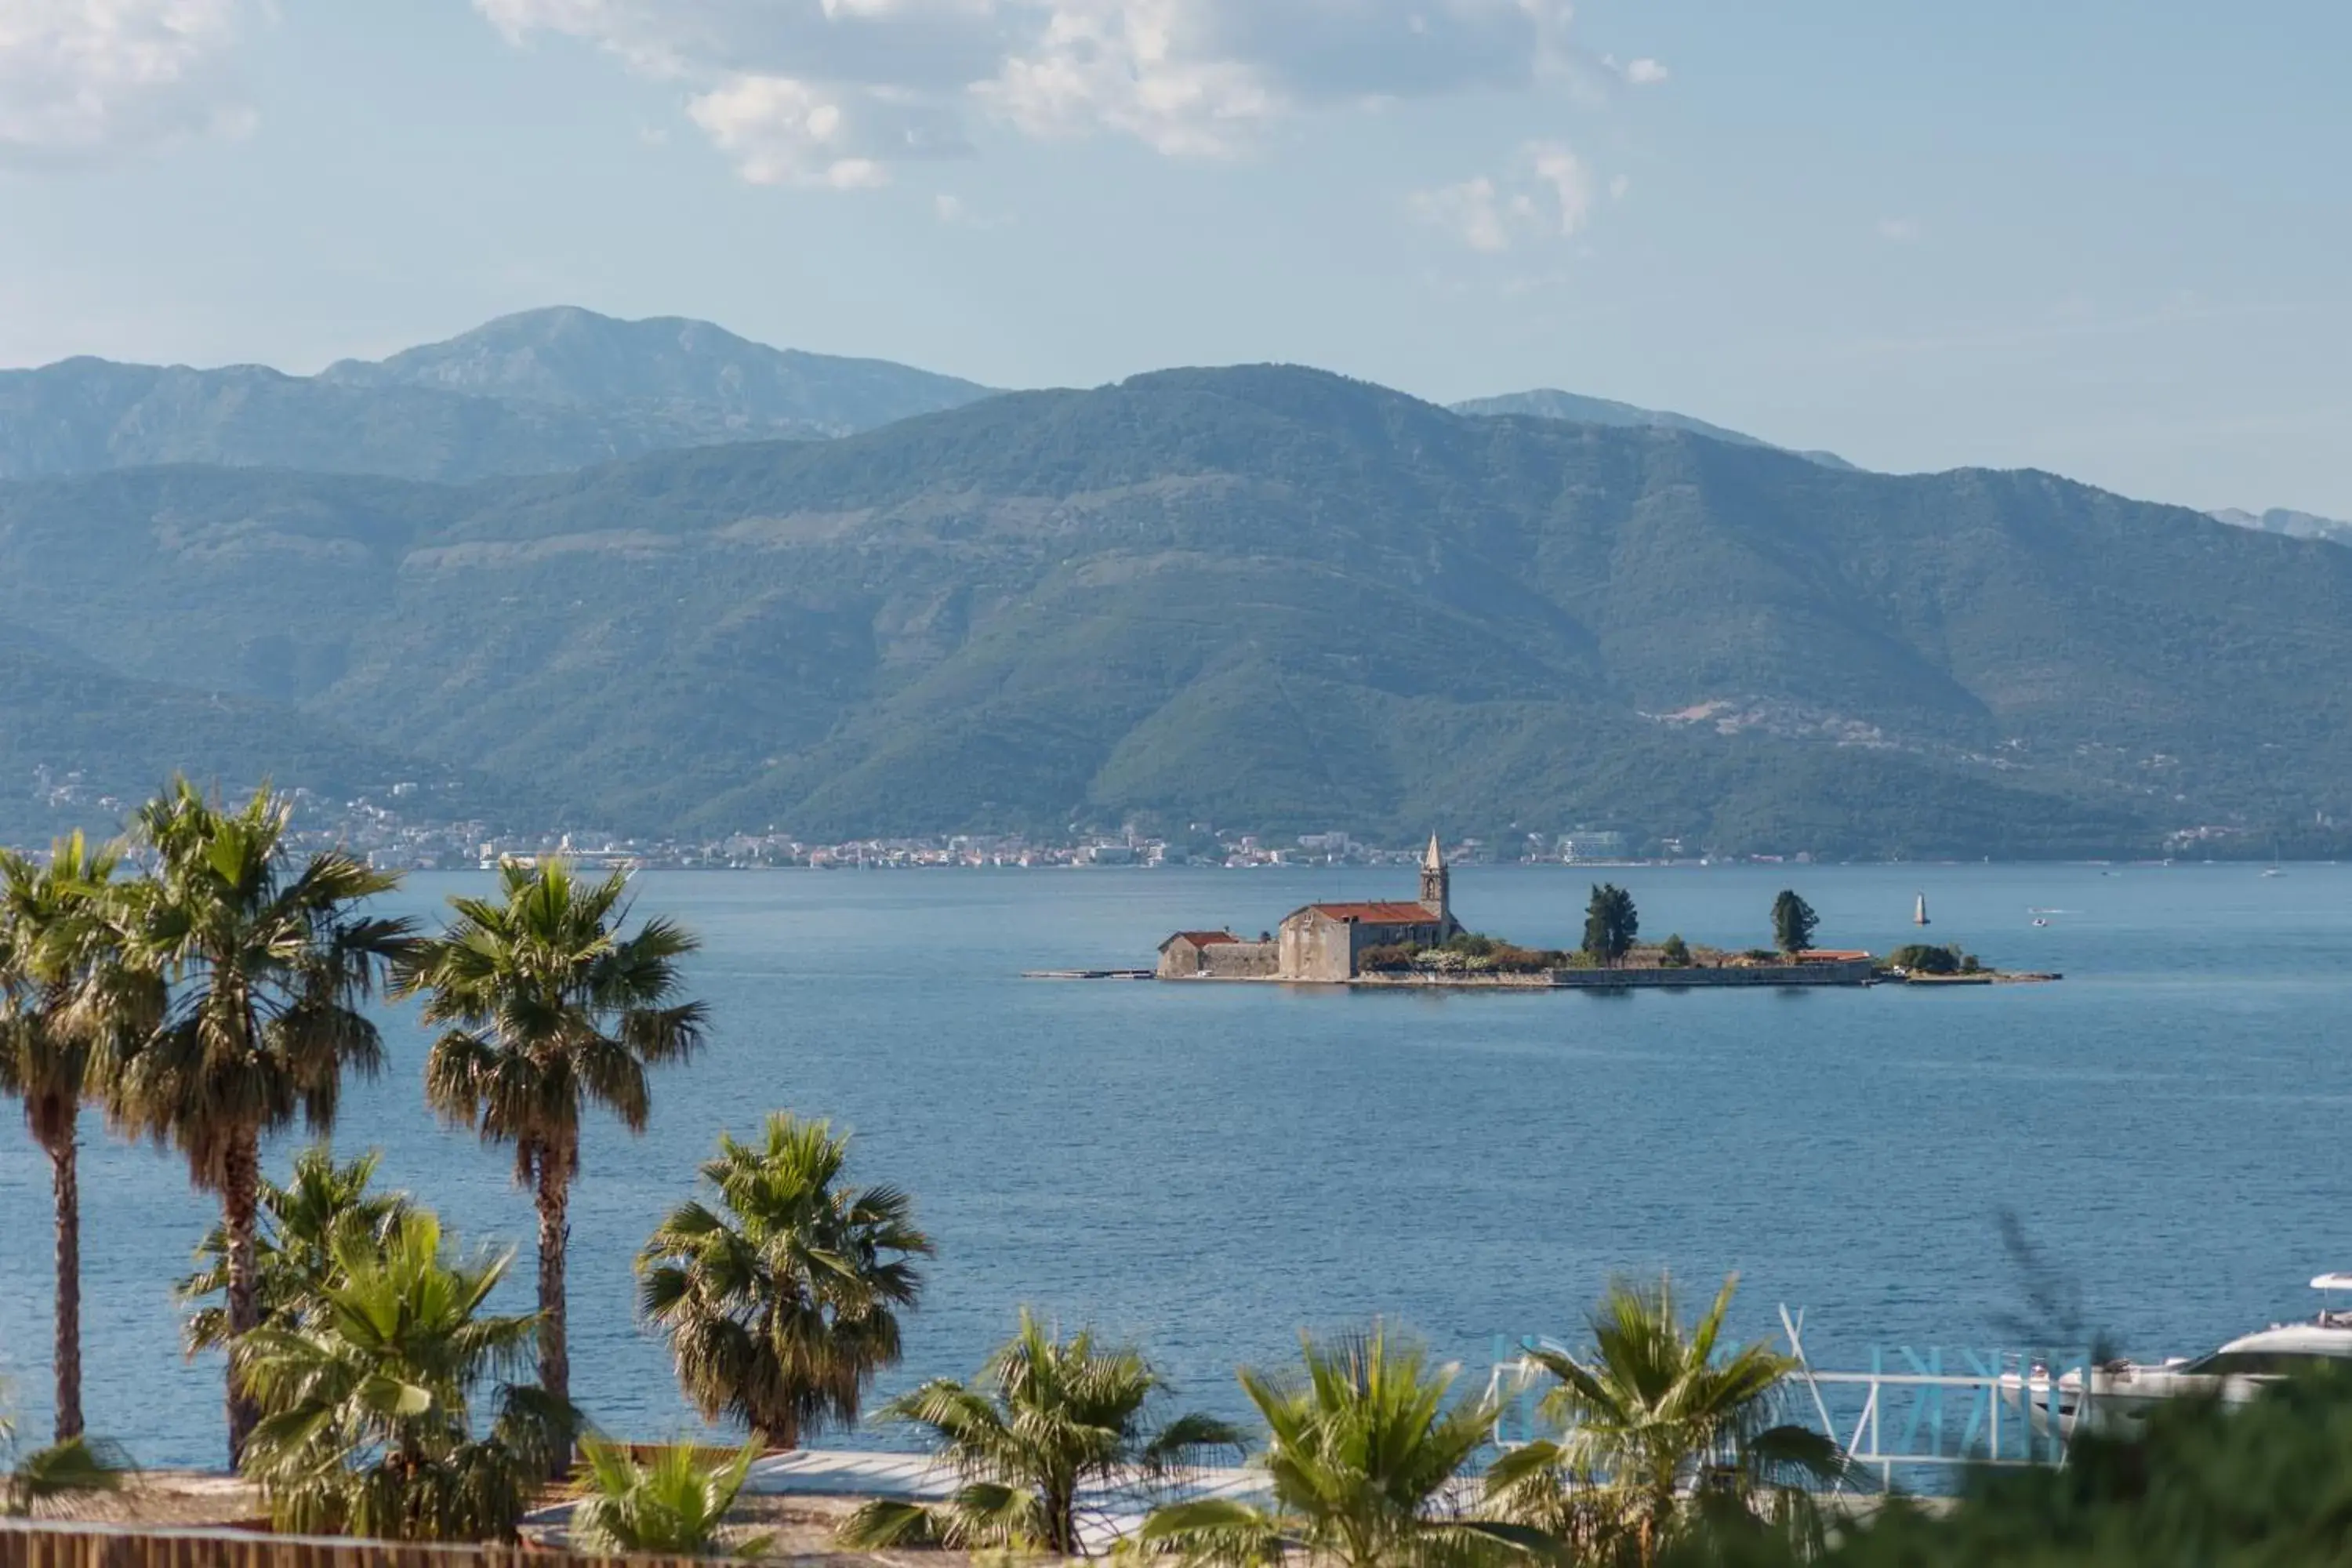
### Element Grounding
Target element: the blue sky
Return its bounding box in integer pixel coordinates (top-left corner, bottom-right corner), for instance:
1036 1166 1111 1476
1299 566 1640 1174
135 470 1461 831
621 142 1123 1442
2 0 2347 514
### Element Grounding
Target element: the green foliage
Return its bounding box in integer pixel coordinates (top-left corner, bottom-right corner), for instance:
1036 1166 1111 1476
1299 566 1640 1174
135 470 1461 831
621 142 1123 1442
1886 944 1969 975
1486 1275 1842 1568
1768 892 1818 956
1664 1366 2352 1568
1140 1325 1551 1568
1584 885 1640 968
1359 943 1417 972
838 1308 1240 1556
1441 932 1566 974
177 1145 411 1357
107 779 413 1191
232 1209 576 1542
570 1441 768 1558
638 1112 931 1448
1 1426 131 1519
0 831 136 1152
1658 935 1693 969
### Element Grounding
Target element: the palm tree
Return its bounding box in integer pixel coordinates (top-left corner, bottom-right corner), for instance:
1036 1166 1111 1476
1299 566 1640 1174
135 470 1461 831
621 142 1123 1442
394 858 704 1472
570 1441 768 1557
234 1208 575 1542
1141 1325 1552 1568
1483 1274 1844 1567
178 1145 411 1356
106 779 412 1463
840 1308 1241 1556
639 1112 932 1450
0 831 154 1443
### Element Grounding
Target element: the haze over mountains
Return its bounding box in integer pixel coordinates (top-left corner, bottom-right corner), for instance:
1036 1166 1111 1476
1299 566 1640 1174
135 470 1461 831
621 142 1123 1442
1 313 2349 858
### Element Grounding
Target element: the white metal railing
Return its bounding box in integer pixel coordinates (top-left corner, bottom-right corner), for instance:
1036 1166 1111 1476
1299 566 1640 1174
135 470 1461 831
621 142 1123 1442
1485 1307 2085 1493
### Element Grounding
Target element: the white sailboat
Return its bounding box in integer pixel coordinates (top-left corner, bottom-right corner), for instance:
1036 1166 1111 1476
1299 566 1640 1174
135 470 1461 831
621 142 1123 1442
1913 892 1930 926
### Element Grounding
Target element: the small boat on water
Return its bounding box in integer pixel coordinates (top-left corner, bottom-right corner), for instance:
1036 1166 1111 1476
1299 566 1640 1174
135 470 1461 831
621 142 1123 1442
2002 1274 2352 1439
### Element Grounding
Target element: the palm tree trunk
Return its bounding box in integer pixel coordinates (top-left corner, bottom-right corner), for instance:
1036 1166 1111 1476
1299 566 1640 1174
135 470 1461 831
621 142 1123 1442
47 1122 82 1443
222 1128 263 1466
533 1142 574 1478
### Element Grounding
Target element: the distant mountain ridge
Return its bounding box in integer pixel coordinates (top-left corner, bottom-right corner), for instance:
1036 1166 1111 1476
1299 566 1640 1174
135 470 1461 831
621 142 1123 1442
0 307 996 484
1453 387 1857 470
2 364 2348 858
319 307 995 435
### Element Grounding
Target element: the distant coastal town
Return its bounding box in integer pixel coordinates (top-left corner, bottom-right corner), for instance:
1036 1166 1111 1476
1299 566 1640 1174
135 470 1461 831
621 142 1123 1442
13 767 2308 871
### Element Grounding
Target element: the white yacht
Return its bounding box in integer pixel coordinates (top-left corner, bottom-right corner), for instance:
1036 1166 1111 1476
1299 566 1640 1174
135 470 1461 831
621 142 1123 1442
2002 1275 2352 1439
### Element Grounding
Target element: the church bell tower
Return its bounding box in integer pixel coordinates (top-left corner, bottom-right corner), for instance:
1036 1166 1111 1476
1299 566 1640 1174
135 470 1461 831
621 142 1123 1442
1419 832 1450 924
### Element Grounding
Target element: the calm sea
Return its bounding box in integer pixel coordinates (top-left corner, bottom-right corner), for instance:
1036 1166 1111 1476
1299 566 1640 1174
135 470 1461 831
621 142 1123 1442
2 863 2346 1466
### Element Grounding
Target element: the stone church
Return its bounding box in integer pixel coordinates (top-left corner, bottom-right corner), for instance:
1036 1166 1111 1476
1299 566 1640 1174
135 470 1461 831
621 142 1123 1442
1157 836 1461 982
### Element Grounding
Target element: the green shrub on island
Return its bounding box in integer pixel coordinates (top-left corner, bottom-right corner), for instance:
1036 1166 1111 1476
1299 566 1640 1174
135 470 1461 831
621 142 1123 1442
1886 943 1981 975
1363 935 1570 975
1659 934 1693 968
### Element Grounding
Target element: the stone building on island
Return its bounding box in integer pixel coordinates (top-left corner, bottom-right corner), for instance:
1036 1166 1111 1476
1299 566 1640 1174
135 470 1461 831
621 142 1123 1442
1156 835 1462 982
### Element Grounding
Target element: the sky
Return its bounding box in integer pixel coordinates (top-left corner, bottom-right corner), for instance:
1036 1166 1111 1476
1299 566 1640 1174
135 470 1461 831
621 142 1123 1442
1 0 2347 515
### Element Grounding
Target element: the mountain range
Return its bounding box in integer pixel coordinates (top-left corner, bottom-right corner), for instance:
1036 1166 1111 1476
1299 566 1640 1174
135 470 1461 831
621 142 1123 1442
0 307 994 485
1 350 2348 857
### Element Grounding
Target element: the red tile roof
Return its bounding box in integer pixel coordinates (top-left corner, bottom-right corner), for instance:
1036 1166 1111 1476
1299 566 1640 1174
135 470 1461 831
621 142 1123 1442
1168 930 1241 946
1305 902 1445 924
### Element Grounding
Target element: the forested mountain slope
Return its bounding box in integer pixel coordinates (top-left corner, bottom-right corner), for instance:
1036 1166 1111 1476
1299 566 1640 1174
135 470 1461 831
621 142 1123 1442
2 365 2343 855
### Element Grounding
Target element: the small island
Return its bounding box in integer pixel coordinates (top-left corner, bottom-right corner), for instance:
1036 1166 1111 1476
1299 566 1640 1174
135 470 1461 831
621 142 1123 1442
1154 840 1929 989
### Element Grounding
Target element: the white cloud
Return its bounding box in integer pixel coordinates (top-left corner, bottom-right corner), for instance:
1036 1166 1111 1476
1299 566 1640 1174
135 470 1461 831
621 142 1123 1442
1525 140 1593 237
977 0 1279 158
1414 140 1600 252
0 0 254 169
687 73 970 186
1877 216 1922 243
1410 176 1509 253
476 0 1635 183
1620 56 1667 85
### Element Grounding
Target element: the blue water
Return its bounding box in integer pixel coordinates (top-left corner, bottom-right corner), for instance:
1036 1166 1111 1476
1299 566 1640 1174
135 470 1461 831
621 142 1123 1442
2 863 2346 1467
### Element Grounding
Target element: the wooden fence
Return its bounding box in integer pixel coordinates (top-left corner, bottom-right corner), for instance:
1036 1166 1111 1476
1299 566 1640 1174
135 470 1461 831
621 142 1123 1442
0 1522 759 1568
